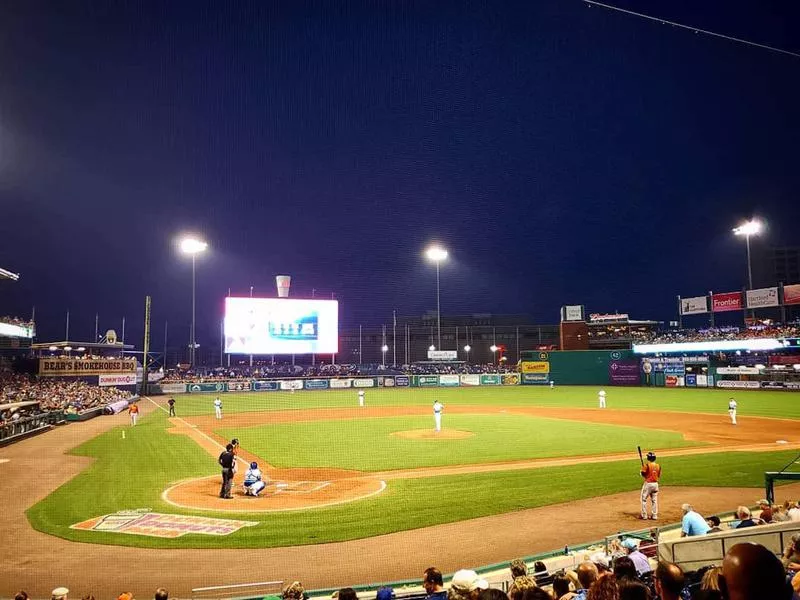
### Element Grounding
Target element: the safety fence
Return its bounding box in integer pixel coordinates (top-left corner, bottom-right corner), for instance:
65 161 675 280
0 410 65 446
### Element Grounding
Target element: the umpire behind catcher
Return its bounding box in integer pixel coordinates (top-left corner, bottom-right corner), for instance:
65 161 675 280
218 443 235 499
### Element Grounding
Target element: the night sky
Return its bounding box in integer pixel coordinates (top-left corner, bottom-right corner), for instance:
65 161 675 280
1 1 799 348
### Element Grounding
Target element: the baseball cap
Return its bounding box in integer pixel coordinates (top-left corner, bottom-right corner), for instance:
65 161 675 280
375 588 395 600
621 538 639 550
451 570 489 592
590 552 610 569
51 588 69 600
756 499 769 505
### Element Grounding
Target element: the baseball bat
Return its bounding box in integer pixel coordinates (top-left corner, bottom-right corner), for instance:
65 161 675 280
637 446 644 466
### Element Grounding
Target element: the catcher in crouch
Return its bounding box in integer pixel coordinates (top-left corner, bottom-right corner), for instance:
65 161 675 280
243 461 267 496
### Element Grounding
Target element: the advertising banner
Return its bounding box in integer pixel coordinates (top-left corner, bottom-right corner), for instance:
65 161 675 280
643 357 685 375
384 377 395 387
98 373 137 387
785 284 800 306
746 287 780 308
685 374 697 387
520 361 550 374
39 358 137 377
712 291 744 313
522 373 549 384
0 321 34 338
394 375 410 387
680 296 708 315
697 374 708 387
417 375 440 387
438 374 460 387
665 375 682 387
716 380 760 389
279 380 304 390
717 367 761 375
253 380 280 391
761 382 786 390
226 381 252 392
459 374 481 386
224 297 338 355
427 350 457 361
769 355 800 365
608 361 640 385
480 374 501 385
304 379 329 390
160 383 188 394
353 378 376 388
502 373 520 385
188 382 226 393
71 511 257 539
787 382 800 390
329 378 352 389
561 305 584 322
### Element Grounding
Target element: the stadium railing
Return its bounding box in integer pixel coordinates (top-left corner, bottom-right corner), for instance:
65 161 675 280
0 410 65 446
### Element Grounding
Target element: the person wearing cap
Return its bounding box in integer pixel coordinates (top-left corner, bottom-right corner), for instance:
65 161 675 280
448 569 488 600
218 443 235 499
423 567 448 600
756 499 773 523
621 538 652 576
782 534 800 572
639 451 661 520
52 588 69 600
243 461 266 496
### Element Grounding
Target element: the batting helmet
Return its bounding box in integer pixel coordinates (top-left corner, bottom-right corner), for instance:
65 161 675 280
231 438 240 445
250 461 258 469
646 452 656 461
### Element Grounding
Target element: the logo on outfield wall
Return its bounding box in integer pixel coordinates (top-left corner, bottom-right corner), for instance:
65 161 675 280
71 511 258 538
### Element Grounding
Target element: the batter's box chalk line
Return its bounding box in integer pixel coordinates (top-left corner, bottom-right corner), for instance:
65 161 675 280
270 481 332 494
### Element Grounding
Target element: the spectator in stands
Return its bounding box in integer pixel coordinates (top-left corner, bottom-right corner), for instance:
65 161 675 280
282 582 306 600
719 542 792 600
681 504 710 537
694 566 723 600
510 559 529 579
781 534 800 572
653 562 684 600
773 503 790 522
792 573 800 597
575 562 599 600
81 596 95 600
376 587 395 600
520 590 553 600
14 592 28 600
733 506 757 528
154 590 168 600
617 579 649 600
532 561 550 586
552 574 576 600
590 553 610 574
620 539 652 576
756 499 773 523
706 516 723 533
788 501 800 521
52 588 69 600
448 569 488 600
424 567 448 600
587 573 618 600
337 589 357 600
478 590 507 600
117 593 133 600
508 576 537 600
612 556 638 582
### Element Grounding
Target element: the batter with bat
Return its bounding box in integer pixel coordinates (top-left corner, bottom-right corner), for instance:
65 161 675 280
638 446 661 520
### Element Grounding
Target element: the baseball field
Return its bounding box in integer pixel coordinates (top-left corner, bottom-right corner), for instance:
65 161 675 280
8 385 800 596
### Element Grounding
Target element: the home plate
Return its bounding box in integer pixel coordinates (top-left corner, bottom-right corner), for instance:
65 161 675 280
276 483 289 488
777 440 789 444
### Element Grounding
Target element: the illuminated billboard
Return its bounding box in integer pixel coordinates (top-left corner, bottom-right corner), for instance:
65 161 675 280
224 297 338 355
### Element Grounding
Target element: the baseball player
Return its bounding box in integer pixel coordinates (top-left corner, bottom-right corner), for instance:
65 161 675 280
550 380 555 389
167 397 176 417
358 390 365 407
728 397 738 425
128 403 139 426
640 451 661 520
433 400 444 432
243 461 266 496
598 390 606 409
214 397 223 419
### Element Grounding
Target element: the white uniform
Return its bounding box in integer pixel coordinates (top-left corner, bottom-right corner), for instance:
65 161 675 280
433 401 443 432
243 467 266 496
214 398 223 419
358 391 365 407
550 380 554 389
598 390 606 409
728 399 737 425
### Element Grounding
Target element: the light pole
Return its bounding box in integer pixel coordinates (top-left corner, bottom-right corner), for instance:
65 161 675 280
381 344 389 367
464 344 471 364
733 220 762 319
180 237 208 367
490 344 498 366
425 245 448 351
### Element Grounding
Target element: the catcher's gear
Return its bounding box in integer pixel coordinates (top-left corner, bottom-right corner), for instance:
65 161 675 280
646 452 656 461
250 461 258 469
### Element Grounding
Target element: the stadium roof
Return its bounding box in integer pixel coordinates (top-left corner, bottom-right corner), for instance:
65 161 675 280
0 267 20 281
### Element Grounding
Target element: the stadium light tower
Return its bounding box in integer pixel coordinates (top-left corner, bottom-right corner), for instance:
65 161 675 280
464 344 471 363
180 236 208 367
425 245 448 350
732 219 762 291
381 344 389 367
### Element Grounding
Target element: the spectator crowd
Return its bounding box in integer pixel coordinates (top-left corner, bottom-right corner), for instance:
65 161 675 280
633 323 800 345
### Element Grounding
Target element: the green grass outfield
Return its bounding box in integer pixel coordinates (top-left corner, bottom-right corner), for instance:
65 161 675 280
170 385 800 419
26 386 800 549
216 414 697 470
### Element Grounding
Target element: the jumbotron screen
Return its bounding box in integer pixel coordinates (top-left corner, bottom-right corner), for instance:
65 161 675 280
224 297 339 355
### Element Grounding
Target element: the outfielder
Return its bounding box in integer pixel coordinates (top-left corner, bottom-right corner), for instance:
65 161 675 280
598 390 606 409
433 400 444 432
358 390 365 407
214 397 223 419
640 451 661 520
550 380 555 389
243 461 266 496
128 402 139 426
728 397 738 425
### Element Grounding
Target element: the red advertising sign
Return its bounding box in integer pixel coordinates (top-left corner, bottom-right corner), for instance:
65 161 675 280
712 291 743 312
769 355 800 366
785 284 800 306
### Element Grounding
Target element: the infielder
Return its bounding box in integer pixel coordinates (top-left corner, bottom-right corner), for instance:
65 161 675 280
728 397 738 425
640 451 661 520
598 390 606 409
433 400 444 432
243 461 266 496
128 403 139 426
358 390 365 407
214 397 223 419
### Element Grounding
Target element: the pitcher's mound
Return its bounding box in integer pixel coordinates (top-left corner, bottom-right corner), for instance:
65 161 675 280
392 429 474 440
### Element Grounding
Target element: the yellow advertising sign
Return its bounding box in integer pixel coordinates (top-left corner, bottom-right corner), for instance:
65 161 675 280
520 361 550 374
39 358 137 377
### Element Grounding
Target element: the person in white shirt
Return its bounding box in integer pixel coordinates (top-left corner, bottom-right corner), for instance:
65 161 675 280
433 400 444 432
243 461 266 497
214 397 223 419
598 390 606 409
358 390 365 407
550 380 555 389
728 398 737 425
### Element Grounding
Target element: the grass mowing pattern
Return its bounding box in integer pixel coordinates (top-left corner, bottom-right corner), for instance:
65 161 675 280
26 406 800 549
216 414 698 470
